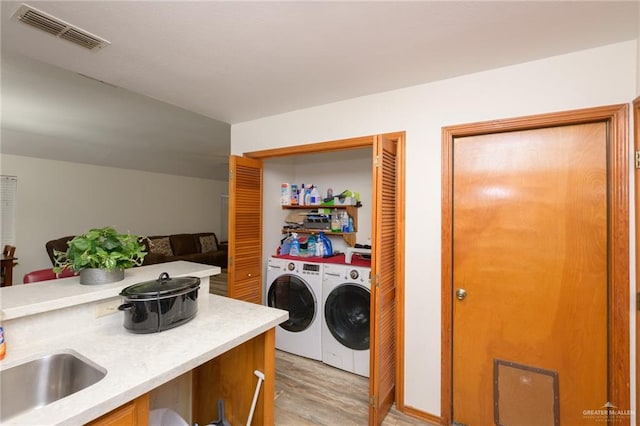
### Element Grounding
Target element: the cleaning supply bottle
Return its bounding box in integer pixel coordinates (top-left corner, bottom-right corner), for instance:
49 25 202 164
0 326 6 360
304 185 312 205
310 186 321 205
315 234 324 257
307 233 317 257
331 209 341 232
341 211 349 232
319 232 332 256
326 188 333 199
280 234 292 255
289 233 300 256
299 184 305 206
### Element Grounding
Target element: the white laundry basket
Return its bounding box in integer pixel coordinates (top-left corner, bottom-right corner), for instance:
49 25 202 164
149 408 189 426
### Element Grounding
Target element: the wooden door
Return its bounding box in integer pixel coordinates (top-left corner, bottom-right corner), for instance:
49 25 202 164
369 134 398 424
442 105 630 426
228 155 263 303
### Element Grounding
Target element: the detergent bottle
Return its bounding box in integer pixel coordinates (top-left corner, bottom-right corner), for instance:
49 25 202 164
319 232 332 256
280 234 292 255
307 233 317 257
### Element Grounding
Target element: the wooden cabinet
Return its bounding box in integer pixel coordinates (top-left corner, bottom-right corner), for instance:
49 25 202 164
85 329 275 426
281 205 359 246
193 329 275 426
86 393 149 426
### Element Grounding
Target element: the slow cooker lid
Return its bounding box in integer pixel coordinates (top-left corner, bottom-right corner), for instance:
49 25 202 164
120 272 200 298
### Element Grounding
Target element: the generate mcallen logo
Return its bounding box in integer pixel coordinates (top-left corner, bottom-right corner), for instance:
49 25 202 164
582 402 633 420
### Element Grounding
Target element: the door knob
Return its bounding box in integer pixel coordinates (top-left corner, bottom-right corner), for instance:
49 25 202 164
455 288 467 301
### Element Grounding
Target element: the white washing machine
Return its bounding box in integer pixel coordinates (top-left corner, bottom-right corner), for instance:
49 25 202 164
266 256 323 360
322 263 371 377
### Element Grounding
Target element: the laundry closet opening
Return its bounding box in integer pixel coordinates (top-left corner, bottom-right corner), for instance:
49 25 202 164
264 148 372 373
230 132 406 425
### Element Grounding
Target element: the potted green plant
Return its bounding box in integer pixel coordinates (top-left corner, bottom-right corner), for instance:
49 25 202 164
53 226 148 285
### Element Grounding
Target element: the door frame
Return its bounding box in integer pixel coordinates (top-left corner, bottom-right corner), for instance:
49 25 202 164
441 104 630 425
243 132 407 421
633 97 640 424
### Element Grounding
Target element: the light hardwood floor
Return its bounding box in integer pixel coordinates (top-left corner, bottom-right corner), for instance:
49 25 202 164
210 274 429 425
275 350 428 425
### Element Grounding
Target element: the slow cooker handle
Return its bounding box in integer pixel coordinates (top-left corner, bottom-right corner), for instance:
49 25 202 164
118 303 134 311
157 272 170 282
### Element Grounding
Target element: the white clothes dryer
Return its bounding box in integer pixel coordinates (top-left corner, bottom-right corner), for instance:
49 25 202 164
322 263 371 377
266 256 323 361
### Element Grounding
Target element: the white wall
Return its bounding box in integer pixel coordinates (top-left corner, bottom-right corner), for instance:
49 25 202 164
1 154 228 281
232 41 637 417
262 150 372 260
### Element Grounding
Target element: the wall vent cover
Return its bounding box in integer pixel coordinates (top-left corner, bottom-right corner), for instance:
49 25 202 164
13 4 110 50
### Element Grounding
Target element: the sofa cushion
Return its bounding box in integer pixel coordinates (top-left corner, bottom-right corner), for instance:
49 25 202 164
149 237 173 256
199 235 218 253
170 234 197 256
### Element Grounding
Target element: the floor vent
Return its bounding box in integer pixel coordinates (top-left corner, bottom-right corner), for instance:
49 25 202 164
13 4 110 50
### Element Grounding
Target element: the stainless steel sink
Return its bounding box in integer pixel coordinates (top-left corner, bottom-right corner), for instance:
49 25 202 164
0 350 106 421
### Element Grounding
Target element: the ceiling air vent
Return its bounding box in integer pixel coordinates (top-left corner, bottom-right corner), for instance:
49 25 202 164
13 4 110 50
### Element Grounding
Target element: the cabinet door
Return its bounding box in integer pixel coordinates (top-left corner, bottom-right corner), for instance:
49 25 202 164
86 393 149 426
228 155 263 304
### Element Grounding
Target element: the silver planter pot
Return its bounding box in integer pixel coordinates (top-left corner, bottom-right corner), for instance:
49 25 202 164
79 268 125 285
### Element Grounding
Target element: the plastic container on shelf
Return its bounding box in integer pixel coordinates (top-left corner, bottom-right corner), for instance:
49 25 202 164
319 232 332 256
331 209 341 232
307 233 317 257
280 234 292 255
0 326 5 360
315 236 324 256
341 211 349 232
289 233 300 256
304 184 312 205
299 184 306 206
310 186 321 205
280 183 292 206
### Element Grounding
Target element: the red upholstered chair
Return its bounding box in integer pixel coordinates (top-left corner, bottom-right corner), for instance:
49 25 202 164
23 268 75 284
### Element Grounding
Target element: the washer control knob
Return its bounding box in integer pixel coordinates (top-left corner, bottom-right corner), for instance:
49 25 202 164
287 263 295 271
349 270 359 280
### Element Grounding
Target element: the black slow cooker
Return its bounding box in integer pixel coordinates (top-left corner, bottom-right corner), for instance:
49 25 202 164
118 272 200 333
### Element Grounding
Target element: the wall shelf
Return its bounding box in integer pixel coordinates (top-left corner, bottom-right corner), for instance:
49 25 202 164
281 205 359 246
281 229 357 246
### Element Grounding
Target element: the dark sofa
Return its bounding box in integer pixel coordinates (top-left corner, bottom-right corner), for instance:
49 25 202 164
46 232 228 269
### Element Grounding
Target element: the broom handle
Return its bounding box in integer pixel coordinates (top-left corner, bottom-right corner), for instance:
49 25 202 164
246 370 265 426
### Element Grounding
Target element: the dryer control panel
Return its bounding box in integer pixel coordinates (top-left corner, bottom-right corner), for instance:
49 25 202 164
302 263 321 276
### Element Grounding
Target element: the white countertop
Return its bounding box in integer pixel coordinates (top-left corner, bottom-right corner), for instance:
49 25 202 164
1 261 220 320
0 262 288 425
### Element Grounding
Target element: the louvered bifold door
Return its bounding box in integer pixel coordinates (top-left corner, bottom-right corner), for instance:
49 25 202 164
228 155 263 304
369 135 397 425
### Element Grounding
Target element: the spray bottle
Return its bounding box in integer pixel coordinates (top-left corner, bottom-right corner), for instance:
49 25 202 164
289 233 300 256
